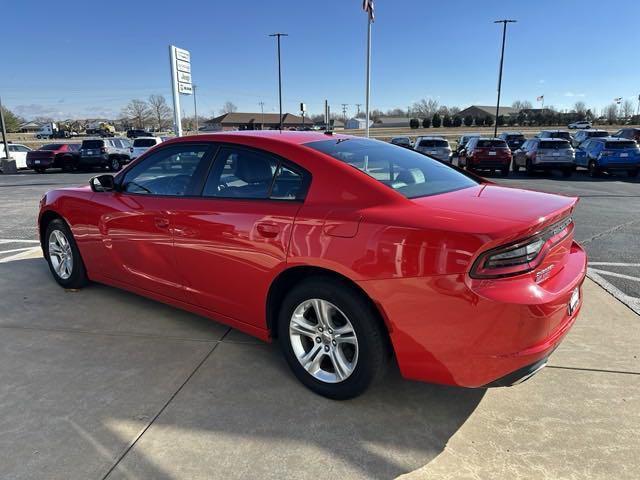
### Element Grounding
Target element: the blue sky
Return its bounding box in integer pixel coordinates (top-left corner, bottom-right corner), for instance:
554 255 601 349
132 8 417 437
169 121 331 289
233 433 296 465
3 0 639 119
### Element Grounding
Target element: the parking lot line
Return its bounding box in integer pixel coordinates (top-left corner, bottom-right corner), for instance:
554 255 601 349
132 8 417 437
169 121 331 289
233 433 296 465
587 268 640 315
0 239 39 244
589 268 640 283
589 262 640 267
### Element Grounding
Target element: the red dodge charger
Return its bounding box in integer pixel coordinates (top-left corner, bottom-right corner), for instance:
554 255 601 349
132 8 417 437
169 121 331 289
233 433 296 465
38 131 586 399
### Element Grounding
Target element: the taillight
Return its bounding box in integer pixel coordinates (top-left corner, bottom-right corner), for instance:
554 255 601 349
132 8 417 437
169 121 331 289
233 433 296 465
101 147 107 153
470 216 573 279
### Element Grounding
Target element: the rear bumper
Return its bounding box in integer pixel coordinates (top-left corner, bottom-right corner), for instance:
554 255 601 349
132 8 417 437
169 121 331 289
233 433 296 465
78 154 108 166
357 241 587 388
532 161 575 168
26 157 54 169
484 356 549 387
599 162 640 170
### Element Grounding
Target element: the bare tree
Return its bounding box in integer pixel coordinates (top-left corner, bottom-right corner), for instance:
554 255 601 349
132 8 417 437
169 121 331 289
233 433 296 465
148 94 172 131
122 99 151 129
385 107 406 116
573 101 587 114
449 106 461 116
511 100 532 110
219 101 238 115
622 100 634 119
604 103 619 124
412 98 439 118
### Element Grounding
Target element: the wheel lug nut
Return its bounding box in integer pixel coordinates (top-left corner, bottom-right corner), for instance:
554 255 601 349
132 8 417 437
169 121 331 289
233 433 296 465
332 340 337 346
318 327 323 332
315 337 321 343
324 345 330 352
328 329 333 334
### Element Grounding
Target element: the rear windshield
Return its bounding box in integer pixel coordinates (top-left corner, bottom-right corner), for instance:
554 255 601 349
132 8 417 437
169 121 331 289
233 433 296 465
305 138 478 199
40 144 64 150
477 140 507 148
506 134 525 141
540 141 571 149
588 131 608 138
546 131 571 140
418 139 448 148
81 140 104 149
605 141 637 149
133 138 157 147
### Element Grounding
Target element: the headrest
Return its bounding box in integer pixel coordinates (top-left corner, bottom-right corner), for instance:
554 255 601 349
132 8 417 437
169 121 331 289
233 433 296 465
234 154 274 184
395 168 425 185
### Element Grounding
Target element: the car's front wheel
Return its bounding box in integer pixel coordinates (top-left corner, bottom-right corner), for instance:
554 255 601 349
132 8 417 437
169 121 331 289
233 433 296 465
44 219 88 289
277 278 389 399
588 160 600 177
109 157 122 171
627 169 639 178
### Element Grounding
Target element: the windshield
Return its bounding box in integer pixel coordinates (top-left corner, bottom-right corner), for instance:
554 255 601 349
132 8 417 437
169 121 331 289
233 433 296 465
605 141 637 149
418 139 448 148
588 131 608 138
305 138 479 199
506 135 525 141
547 131 571 140
40 144 64 150
133 138 157 147
540 141 571 149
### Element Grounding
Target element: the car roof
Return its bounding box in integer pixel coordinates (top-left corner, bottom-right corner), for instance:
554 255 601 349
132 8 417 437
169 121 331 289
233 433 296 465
541 129 568 132
391 136 410 140
416 136 446 140
161 130 353 147
593 136 635 142
536 138 569 142
134 136 159 140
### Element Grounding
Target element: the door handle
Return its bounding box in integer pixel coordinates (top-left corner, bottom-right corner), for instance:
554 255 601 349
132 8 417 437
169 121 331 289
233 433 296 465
256 222 279 238
155 217 170 229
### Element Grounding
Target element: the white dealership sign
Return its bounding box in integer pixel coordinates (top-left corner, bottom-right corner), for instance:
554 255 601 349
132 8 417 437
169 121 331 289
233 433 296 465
169 45 193 136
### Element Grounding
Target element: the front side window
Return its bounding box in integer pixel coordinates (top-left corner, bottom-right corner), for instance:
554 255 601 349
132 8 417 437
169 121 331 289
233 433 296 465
203 146 305 200
122 144 210 196
133 138 158 148
306 138 478 199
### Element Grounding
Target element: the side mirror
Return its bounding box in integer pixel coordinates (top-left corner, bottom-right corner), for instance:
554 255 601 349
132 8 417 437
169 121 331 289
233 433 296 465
90 174 116 192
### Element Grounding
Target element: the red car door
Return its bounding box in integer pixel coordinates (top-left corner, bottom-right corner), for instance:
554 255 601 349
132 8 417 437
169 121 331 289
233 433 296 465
172 145 307 329
88 142 214 299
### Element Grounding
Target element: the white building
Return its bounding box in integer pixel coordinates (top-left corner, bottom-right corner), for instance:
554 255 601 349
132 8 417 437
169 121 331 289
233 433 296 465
345 118 372 129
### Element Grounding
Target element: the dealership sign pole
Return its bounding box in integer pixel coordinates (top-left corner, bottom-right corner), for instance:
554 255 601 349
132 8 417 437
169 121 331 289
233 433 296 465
169 45 193 137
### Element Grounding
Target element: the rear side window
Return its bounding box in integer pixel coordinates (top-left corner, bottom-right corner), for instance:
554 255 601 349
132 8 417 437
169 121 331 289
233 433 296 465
588 131 608 138
539 141 571 149
82 140 104 149
41 144 64 150
419 139 448 148
476 140 507 148
134 138 158 148
605 141 637 149
203 147 305 200
306 138 478 199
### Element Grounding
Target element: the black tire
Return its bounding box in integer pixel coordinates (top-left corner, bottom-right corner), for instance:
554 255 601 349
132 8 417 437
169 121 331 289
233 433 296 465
61 156 75 172
512 159 520 173
44 218 88 289
501 166 509 176
562 168 573 178
108 157 121 172
628 169 639 178
525 159 534 176
588 160 599 178
34 167 46 174
277 277 389 400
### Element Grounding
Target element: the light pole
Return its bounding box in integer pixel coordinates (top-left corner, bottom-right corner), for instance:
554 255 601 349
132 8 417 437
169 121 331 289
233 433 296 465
269 33 288 131
493 19 516 137
193 85 198 133
259 101 265 130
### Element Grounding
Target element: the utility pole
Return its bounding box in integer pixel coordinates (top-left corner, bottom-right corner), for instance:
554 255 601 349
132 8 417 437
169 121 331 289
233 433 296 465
259 101 265 130
355 103 362 116
493 19 517 137
341 103 348 122
192 85 199 133
269 33 288 131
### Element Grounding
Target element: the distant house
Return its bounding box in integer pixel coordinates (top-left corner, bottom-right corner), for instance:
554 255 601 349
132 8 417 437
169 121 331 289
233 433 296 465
458 105 519 120
19 121 41 133
372 116 411 128
203 112 308 131
345 118 371 129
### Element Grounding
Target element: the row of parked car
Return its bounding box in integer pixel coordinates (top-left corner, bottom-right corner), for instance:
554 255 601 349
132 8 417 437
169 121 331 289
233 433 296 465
390 127 640 178
4 135 166 173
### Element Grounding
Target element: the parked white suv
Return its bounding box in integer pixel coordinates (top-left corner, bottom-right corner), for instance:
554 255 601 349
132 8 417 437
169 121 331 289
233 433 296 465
130 137 163 160
568 121 592 129
0 143 32 168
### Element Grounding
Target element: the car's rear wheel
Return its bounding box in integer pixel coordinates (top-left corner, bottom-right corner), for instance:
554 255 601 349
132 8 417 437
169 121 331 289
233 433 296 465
108 157 122 172
562 168 573 178
44 219 88 289
501 166 509 176
588 160 600 177
512 160 520 173
61 156 75 172
277 278 389 400
628 169 639 178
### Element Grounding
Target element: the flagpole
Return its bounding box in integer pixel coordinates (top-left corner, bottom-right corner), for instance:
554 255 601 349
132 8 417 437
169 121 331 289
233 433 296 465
365 16 372 138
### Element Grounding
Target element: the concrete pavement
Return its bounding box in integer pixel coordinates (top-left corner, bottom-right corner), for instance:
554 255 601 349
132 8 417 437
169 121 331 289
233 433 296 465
0 257 638 479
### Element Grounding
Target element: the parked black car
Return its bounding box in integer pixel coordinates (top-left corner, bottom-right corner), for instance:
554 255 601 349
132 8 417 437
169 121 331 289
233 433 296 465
498 132 526 151
127 129 153 139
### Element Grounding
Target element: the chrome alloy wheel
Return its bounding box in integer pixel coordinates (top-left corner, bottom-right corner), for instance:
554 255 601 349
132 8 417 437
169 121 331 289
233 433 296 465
48 229 73 280
289 299 359 383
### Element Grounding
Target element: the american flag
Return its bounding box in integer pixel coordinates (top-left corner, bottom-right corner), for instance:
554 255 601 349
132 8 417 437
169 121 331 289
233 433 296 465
363 0 375 22
614 97 622 104
537 95 544 101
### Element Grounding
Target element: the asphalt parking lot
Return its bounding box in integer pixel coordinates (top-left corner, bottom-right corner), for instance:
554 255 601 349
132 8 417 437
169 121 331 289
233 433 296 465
0 168 638 479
